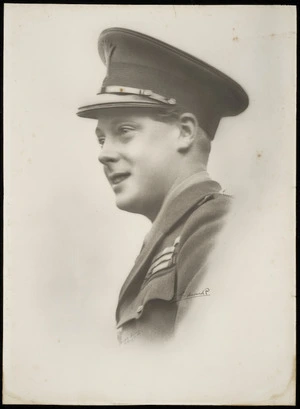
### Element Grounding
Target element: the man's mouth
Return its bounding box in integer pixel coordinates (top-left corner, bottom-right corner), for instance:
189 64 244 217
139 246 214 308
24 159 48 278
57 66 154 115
109 172 131 186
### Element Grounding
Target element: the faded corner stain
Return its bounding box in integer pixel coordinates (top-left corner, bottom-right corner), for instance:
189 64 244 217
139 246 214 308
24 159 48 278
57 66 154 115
234 357 296 405
265 356 296 405
233 36 239 42
2 388 41 405
2 372 44 404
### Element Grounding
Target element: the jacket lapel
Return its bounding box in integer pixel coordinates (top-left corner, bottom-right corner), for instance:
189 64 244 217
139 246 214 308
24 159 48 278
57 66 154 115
116 178 222 309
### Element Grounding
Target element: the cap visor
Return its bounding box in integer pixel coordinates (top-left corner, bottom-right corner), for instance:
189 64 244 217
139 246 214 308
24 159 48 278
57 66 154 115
77 93 166 118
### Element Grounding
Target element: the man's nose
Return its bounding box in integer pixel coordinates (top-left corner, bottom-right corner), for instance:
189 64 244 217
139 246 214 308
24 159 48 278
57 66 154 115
98 142 120 165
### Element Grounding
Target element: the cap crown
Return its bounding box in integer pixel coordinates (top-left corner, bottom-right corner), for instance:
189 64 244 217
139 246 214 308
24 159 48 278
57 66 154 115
78 27 249 139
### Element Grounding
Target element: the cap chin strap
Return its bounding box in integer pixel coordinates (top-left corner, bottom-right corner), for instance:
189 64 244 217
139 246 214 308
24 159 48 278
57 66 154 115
99 86 176 105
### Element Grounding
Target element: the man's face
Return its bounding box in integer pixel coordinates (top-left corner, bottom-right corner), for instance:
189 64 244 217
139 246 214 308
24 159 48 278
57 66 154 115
96 109 181 220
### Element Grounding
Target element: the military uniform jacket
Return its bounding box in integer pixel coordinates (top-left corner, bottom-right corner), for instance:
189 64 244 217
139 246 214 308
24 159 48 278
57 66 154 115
116 172 232 344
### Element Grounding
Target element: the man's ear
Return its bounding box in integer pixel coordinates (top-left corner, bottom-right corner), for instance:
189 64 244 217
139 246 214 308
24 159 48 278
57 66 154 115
177 113 199 152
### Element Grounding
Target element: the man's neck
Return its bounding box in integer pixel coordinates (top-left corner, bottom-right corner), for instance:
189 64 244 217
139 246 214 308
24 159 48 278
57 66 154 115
142 169 212 247
146 165 207 223
151 168 210 223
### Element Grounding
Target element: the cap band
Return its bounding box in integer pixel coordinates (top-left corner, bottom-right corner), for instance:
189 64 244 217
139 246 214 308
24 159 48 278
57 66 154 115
99 85 176 105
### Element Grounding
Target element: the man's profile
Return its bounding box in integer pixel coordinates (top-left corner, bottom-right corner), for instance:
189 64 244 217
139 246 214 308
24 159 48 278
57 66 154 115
77 27 249 344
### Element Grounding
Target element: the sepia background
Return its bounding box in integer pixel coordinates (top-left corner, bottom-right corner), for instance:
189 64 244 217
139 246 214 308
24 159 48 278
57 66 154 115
4 5 296 404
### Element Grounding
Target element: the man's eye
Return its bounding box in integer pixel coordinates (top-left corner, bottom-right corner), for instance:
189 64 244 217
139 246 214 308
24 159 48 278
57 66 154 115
118 126 134 134
98 138 105 146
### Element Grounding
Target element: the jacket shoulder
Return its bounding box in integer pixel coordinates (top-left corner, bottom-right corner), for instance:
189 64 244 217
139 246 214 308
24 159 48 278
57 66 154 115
175 192 232 294
180 192 232 243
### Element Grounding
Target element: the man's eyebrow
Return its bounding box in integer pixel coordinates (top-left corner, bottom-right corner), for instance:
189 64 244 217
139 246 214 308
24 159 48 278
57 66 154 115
95 117 138 139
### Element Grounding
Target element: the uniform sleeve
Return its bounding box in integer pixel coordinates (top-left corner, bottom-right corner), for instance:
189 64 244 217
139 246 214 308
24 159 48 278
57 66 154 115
174 194 232 324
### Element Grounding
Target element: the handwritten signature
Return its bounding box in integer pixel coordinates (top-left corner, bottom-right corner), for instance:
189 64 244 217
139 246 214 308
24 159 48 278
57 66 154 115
118 288 211 344
172 288 211 303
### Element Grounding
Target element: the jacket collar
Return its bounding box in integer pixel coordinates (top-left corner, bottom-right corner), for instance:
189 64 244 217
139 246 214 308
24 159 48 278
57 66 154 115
145 171 213 242
116 172 222 307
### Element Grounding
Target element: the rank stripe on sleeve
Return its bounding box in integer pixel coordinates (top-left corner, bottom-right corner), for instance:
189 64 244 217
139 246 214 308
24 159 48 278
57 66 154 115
146 236 181 279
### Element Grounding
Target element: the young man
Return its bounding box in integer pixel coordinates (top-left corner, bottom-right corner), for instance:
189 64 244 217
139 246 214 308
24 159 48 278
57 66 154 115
77 27 249 344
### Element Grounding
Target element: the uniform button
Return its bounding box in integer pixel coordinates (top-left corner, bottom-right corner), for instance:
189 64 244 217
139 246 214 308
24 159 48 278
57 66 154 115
136 305 144 314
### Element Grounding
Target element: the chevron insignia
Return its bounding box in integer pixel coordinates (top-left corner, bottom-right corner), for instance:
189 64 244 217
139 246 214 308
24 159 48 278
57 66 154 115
145 236 181 280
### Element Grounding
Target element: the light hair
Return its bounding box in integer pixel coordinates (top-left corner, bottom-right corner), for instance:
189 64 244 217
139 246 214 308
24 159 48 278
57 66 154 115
149 107 211 164
149 107 182 123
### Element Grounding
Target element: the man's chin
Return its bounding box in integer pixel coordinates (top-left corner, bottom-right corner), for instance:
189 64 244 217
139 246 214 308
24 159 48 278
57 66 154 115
115 196 139 214
114 195 161 221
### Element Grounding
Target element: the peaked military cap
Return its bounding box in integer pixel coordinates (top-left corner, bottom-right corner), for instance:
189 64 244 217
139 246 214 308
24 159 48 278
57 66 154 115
77 27 249 139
